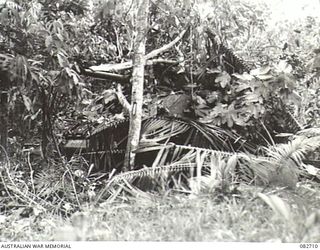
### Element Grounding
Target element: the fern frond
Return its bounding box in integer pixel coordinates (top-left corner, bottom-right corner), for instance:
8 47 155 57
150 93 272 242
264 136 320 165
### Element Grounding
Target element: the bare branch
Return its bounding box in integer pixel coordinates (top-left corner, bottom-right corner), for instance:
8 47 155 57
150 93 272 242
145 29 187 59
83 59 179 83
89 29 187 72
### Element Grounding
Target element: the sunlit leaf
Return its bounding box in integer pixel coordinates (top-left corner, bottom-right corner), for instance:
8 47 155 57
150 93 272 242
30 109 41 120
22 95 32 112
207 68 222 74
206 91 221 104
275 60 293 74
305 210 320 228
215 71 231 88
225 154 238 175
45 35 53 48
250 66 271 76
303 164 319 176
196 95 206 105
256 74 273 80
57 52 69 67
258 193 291 221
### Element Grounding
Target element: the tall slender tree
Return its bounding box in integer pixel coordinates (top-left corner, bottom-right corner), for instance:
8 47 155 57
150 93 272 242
0 90 8 156
123 0 150 171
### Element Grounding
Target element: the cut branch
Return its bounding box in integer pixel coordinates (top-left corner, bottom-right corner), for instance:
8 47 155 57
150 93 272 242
90 61 133 72
146 58 179 65
89 29 187 72
82 69 130 82
82 59 179 83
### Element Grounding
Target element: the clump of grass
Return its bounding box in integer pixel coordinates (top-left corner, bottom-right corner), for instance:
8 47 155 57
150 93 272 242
1 180 320 242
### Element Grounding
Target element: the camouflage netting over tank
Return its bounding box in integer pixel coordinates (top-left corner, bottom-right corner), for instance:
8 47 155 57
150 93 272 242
63 30 301 173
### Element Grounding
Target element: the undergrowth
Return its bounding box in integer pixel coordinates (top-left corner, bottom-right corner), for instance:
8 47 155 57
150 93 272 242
0 180 320 241
1 132 320 242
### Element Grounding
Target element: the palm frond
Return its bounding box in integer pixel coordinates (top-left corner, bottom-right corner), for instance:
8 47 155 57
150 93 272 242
243 136 320 187
98 127 320 196
141 117 190 144
102 145 257 192
284 107 304 132
296 128 320 137
263 136 320 165
140 116 254 152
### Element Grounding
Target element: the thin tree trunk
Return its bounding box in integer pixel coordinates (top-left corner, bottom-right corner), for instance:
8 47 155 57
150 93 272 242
123 0 149 171
0 90 8 157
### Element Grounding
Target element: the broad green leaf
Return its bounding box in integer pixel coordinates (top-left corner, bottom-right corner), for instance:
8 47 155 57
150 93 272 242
195 108 210 118
258 193 291 221
45 36 53 48
215 72 231 88
233 72 254 81
57 52 69 67
22 95 32 112
30 109 41 120
235 83 251 93
206 91 221 104
303 164 319 176
174 15 180 27
250 66 271 76
309 54 320 71
305 211 320 228
196 95 207 105
288 91 302 105
256 74 273 80
225 155 238 175
207 68 222 74
103 93 116 104
275 60 293 74
226 116 233 127
245 93 260 103
56 33 64 42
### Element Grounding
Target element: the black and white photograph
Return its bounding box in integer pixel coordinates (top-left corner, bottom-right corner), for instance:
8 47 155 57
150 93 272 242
0 0 320 246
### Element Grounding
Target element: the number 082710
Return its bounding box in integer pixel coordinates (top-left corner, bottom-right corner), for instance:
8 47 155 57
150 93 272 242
300 244 319 248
